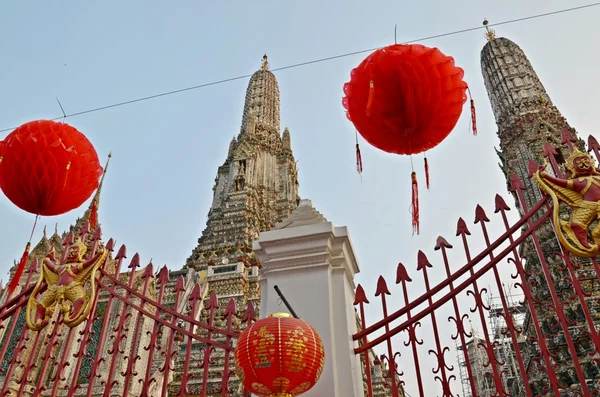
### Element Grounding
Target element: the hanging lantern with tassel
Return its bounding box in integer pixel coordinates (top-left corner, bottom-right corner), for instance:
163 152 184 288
0 120 103 294
342 43 476 234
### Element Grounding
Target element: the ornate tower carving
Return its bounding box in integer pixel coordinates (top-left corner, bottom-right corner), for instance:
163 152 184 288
187 55 300 268
480 24 584 211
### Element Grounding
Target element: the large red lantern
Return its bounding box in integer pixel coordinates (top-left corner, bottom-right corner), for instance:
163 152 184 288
235 312 325 397
0 120 102 293
342 43 476 234
0 120 102 216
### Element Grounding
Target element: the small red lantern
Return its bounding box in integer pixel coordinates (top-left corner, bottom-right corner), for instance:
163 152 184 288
235 312 325 397
0 120 102 293
342 43 476 234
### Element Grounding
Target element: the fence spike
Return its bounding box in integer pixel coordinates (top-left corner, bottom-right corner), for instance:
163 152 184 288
493 194 510 213
115 244 127 260
587 134 600 152
474 204 490 224
128 253 141 270
174 276 186 293
354 284 370 305
527 159 540 178
155 266 169 285
142 262 154 278
395 263 412 284
509 174 525 192
374 276 391 297
456 217 471 236
205 291 219 309
434 236 452 251
416 250 432 271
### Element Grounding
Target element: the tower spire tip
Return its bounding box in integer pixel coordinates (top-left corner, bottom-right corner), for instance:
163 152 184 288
483 18 496 41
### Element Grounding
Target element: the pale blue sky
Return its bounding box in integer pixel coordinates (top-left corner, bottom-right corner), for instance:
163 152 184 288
1 1 599 395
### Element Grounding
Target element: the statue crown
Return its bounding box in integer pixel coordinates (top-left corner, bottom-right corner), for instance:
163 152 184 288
70 238 88 257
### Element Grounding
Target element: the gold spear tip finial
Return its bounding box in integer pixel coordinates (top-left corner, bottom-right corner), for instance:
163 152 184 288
261 54 269 71
483 18 496 41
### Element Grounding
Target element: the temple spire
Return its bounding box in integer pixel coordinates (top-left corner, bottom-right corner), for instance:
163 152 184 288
72 153 112 233
239 55 281 136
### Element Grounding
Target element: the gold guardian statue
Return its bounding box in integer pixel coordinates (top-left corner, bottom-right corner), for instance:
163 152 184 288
533 148 600 257
26 238 108 331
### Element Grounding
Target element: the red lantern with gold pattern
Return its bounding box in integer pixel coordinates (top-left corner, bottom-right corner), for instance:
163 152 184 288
235 312 325 397
342 43 476 235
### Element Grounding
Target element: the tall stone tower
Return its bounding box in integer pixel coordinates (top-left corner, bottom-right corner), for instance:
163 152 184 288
185 54 300 306
480 24 583 211
480 24 599 392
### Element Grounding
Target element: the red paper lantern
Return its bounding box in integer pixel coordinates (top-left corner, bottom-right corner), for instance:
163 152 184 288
235 312 325 397
342 44 475 234
0 120 102 216
343 43 471 155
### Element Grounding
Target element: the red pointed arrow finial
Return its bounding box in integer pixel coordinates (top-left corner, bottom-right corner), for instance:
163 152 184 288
158 265 170 284
128 253 141 269
242 302 256 323
142 263 154 278
174 276 186 293
416 250 432 271
205 291 219 309
474 205 490 224
115 245 127 260
224 299 237 316
354 284 370 305
375 276 391 297
561 129 574 142
456 218 471 236
509 174 525 192
494 194 510 213
587 135 600 152
105 238 115 251
542 142 558 157
434 236 453 251
395 263 412 284
528 160 540 178
190 283 201 301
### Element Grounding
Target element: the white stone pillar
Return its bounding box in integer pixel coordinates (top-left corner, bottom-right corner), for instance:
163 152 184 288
253 199 363 397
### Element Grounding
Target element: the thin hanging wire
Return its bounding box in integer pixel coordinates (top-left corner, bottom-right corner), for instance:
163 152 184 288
28 215 40 243
1 2 598 133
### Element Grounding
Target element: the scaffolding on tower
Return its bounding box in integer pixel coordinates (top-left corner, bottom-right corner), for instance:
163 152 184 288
455 285 527 397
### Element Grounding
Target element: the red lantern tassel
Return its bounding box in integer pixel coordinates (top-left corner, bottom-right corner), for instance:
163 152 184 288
356 143 363 174
89 199 99 229
424 157 430 190
411 172 420 236
366 80 374 116
7 242 30 295
468 87 477 136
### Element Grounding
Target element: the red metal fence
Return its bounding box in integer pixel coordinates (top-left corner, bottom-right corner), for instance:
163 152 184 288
0 229 253 396
354 133 600 397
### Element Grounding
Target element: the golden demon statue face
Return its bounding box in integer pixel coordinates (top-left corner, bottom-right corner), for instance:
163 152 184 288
565 149 596 177
67 239 87 262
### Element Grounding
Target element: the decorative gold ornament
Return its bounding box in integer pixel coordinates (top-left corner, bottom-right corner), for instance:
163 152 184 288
483 18 496 41
26 239 108 331
533 148 600 257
